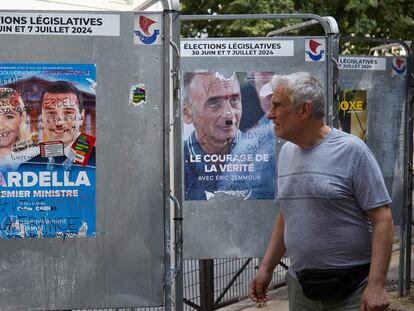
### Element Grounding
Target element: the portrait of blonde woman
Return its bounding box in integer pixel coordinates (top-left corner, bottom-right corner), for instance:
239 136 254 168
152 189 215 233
0 87 36 170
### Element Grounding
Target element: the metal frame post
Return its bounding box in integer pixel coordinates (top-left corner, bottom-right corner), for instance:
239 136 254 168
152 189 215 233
404 48 413 295
162 1 183 311
199 259 215 311
402 49 412 296
325 17 340 127
157 1 181 310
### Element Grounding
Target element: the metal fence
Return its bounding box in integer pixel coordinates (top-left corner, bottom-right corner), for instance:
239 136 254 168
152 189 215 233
183 258 289 310
56 251 413 311
65 257 287 311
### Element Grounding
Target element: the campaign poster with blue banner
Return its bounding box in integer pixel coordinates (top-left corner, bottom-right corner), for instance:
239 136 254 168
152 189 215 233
0 63 96 239
182 71 276 201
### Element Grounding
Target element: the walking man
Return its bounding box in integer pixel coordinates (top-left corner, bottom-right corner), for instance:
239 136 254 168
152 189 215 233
249 72 393 311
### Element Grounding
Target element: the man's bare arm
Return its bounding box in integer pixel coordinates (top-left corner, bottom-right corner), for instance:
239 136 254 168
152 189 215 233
249 212 286 302
361 205 394 311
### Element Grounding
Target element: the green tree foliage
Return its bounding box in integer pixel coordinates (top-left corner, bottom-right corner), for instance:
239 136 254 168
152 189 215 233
294 0 414 40
180 0 295 38
181 0 414 52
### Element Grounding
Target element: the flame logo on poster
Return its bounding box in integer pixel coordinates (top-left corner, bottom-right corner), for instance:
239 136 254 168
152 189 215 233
134 16 160 45
391 58 406 76
305 39 325 61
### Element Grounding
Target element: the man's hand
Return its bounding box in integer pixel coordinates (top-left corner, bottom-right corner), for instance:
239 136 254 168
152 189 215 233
248 269 272 302
360 284 389 311
362 206 393 311
249 213 286 303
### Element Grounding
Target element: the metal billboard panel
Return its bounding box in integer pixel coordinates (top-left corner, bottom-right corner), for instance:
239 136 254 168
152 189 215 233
0 11 165 309
181 37 329 259
338 55 408 224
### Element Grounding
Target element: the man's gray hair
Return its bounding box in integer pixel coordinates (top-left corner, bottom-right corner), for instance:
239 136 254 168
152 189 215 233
271 72 325 118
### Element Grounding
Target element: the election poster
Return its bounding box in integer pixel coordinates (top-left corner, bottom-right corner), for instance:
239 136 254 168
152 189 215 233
0 63 96 239
183 71 276 200
338 89 367 140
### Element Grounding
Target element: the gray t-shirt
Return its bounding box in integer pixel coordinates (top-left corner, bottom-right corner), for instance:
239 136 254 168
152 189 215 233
278 128 391 272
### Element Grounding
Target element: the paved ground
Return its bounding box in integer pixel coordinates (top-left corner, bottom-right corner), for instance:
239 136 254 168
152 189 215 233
217 286 289 311
219 241 414 311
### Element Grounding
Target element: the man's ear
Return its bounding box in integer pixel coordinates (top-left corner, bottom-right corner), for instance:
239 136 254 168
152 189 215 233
80 110 85 124
183 104 193 124
299 101 312 119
